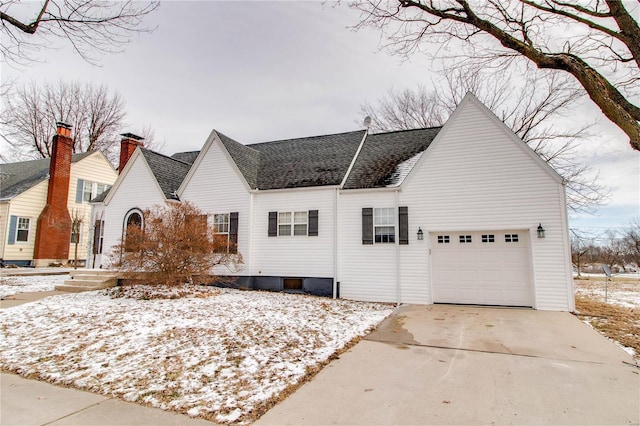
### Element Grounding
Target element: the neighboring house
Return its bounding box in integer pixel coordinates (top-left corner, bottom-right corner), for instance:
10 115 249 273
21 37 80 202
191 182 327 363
89 94 574 311
0 124 117 267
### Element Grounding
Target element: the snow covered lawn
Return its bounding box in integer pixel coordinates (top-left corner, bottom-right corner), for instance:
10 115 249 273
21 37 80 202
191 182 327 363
574 278 639 361
0 274 67 299
0 284 393 424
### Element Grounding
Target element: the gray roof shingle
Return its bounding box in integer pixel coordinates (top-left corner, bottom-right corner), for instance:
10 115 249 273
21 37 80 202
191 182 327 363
91 126 442 202
171 151 200 164
246 130 365 190
342 127 442 189
140 149 192 200
0 151 95 201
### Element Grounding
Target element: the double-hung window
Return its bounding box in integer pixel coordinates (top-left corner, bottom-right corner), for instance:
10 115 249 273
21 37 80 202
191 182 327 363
374 208 395 243
269 210 318 237
211 212 239 253
78 179 111 203
278 211 308 236
213 213 230 250
362 207 408 245
16 217 30 242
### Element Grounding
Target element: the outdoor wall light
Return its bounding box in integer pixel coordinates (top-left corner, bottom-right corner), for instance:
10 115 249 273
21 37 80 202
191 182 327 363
417 227 424 240
537 223 545 239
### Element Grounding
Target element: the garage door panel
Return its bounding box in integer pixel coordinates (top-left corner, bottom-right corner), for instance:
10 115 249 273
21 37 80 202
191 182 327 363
431 230 532 307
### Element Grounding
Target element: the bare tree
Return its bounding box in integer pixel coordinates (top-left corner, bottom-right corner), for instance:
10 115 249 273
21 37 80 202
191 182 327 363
0 0 159 65
70 208 85 269
570 229 595 277
110 202 242 286
361 68 608 213
623 216 640 269
598 229 625 272
352 0 640 151
0 80 157 162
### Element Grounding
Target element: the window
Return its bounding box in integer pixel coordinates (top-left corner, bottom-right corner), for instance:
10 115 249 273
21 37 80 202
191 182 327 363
374 208 395 243
78 179 111 203
459 235 472 243
437 235 450 244
277 211 307 236
213 213 230 251
269 210 316 238
505 234 519 243
482 234 495 243
123 209 143 252
16 217 30 242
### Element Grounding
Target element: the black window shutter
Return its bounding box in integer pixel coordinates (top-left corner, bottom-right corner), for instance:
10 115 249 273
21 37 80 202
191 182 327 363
229 212 239 253
308 210 319 236
362 208 373 245
268 211 277 237
92 220 102 254
399 206 409 245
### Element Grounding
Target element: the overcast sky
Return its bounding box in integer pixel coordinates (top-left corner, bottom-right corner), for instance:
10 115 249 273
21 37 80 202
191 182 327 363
1 1 638 233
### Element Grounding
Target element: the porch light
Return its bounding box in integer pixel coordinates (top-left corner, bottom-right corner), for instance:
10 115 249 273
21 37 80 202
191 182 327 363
417 227 424 240
537 223 545 239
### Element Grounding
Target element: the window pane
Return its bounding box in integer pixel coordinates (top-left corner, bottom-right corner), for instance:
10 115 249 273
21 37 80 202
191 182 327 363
214 214 229 233
83 181 93 202
294 211 307 224
279 224 291 236
374 208 394 226
279 212 291 223
375 226 395 243
294 224 307 236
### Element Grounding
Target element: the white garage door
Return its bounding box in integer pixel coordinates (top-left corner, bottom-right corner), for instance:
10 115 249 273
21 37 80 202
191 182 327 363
430 230 532 307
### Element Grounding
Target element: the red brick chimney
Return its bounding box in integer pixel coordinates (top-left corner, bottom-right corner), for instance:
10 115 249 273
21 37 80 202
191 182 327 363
33 122 74 267
118 133 144 173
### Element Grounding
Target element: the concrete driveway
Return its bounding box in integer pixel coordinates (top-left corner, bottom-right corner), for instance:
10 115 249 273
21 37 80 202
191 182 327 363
257 304 640 425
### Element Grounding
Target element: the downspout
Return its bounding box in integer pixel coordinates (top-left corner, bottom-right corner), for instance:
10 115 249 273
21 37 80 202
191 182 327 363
333 187 339 299
395 189 401 306
249 190 256 277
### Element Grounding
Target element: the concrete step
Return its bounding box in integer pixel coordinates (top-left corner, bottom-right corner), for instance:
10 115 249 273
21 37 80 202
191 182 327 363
56 270 119 292
55 284 111 293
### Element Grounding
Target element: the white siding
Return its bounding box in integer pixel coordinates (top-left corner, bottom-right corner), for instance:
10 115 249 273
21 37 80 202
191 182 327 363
96 154 167 267
252 188 335 277
338 190 401 303
180 140 251 275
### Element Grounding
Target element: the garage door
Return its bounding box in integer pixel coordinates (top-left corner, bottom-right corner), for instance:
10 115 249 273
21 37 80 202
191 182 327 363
430 230 532 307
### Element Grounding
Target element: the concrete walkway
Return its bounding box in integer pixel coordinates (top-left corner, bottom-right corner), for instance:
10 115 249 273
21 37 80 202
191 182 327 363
1 373 216 426
257 305 640 425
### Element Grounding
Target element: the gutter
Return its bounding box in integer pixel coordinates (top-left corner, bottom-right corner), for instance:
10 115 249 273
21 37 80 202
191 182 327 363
395 189 401 306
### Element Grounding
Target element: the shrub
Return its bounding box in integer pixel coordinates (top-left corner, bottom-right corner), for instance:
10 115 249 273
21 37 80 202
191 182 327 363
110 202 242 286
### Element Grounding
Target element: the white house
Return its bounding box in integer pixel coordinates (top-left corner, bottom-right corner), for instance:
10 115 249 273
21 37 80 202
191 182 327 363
89 94 574 311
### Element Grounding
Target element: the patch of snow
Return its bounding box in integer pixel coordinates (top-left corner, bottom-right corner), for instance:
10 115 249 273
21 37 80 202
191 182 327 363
0 285 393 424
385 151 423 187
0 275 67 299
